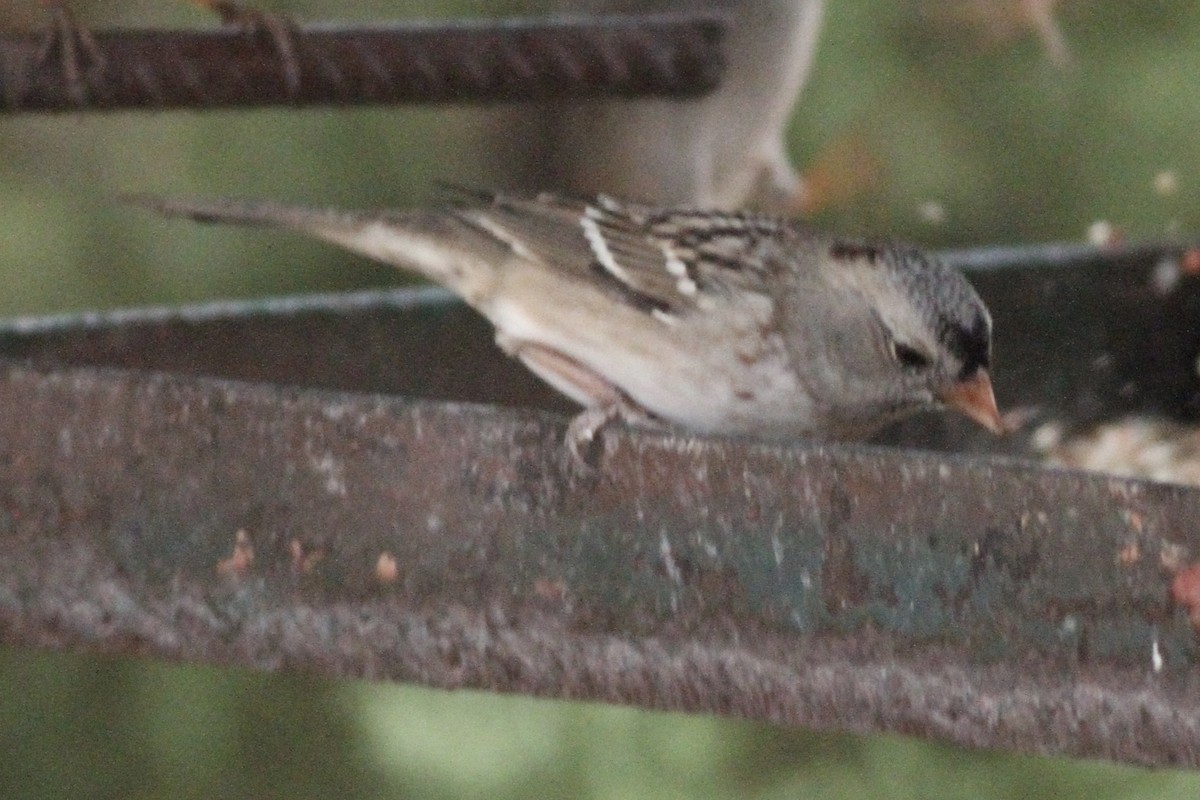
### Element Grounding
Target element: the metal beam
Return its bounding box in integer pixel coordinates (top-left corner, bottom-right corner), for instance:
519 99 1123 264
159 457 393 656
0 13 724 113
1 241 1200 767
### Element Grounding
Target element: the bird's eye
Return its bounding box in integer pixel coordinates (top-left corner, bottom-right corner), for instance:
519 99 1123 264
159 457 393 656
891 341 932 370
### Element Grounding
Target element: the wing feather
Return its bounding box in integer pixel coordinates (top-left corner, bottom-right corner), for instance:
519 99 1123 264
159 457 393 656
452 193 792 317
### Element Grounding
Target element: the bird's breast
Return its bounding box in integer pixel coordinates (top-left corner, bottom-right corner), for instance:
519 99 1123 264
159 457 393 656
487 274 819 436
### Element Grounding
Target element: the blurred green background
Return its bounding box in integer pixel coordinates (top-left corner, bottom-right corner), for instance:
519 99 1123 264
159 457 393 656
2 1 1199 797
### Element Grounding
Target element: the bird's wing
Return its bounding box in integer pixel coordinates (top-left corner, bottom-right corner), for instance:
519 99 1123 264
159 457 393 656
454 193 791 318
129 191 809 320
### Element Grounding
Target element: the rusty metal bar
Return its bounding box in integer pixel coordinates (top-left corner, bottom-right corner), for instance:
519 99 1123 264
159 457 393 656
0 12 725 113
0 363 1198 767
2 240 1200 767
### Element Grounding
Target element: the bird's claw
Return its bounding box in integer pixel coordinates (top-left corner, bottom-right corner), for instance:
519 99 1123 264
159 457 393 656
564 405 619 475
34 1 105 106
563 401 663 476
193 0 302 96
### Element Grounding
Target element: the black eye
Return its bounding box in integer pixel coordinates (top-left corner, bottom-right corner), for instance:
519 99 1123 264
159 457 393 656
891 341 932 370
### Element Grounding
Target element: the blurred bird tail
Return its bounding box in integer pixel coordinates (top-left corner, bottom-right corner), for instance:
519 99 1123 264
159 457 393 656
124 194 506 306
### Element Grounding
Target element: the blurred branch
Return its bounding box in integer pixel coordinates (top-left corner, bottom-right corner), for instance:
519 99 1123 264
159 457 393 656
0 12 725 113
476 1 824 210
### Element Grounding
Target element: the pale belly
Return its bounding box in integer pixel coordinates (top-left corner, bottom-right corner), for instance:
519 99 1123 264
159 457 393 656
489 294 817 437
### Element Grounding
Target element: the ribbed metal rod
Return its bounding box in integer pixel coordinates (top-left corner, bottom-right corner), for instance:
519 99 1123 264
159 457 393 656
0 13 726 113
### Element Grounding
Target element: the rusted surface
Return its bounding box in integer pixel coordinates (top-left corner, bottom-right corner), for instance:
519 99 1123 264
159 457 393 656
0 13 724 113
2 241 1200 767
0 364 1199 766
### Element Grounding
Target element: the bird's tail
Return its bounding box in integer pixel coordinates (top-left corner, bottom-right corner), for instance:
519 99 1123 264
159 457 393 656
125 194 507 306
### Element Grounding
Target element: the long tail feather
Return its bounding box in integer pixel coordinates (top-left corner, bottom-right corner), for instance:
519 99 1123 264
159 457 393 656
124 194 507 306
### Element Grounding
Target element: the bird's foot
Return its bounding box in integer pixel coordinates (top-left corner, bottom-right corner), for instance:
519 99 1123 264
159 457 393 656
34 1 105 106
564 404 619 473
192 0 301 95
563 400 660 476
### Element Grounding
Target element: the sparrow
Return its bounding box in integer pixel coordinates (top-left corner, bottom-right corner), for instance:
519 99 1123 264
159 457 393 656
130 191 1003 448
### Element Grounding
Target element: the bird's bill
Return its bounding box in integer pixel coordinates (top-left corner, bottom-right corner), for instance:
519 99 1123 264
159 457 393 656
939 370 1005 434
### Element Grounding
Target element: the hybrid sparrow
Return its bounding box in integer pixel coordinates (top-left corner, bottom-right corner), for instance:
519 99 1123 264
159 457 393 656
132 191 1003 446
